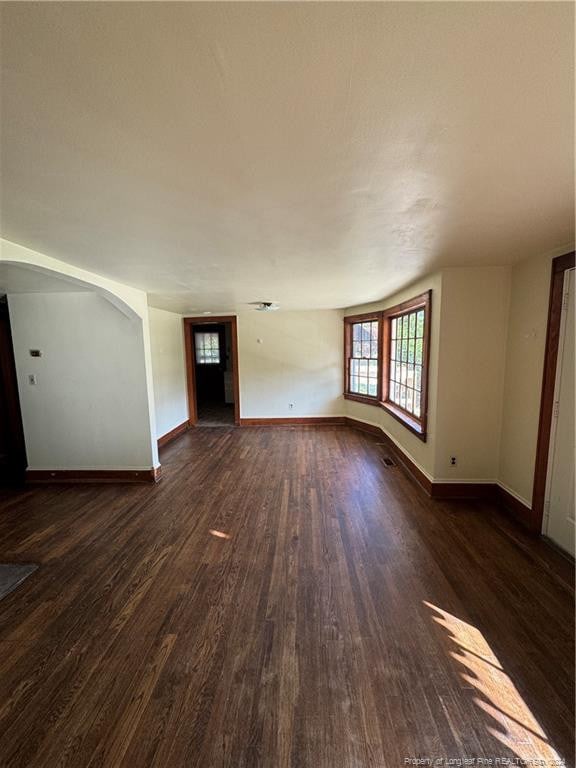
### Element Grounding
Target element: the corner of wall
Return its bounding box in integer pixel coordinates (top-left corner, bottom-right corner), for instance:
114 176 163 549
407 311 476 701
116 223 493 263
2 240 159 471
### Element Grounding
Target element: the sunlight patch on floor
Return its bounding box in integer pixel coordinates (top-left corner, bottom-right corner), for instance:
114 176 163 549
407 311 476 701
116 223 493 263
209 529 231 539
424 601 564 764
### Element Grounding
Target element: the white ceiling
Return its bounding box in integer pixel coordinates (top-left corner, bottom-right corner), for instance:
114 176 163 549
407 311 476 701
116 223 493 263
0 2 573 313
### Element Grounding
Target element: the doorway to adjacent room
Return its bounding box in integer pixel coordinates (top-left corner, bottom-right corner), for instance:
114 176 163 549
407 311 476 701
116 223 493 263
183 316 240 427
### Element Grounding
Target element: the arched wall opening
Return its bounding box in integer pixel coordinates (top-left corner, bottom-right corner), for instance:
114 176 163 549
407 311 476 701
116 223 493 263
0 251 159 480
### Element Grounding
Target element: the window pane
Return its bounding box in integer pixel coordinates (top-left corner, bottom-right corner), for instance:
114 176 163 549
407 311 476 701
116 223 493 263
406 364 415 389
406 388 414 413
408 338 415 363
401 339 408 361
415 338 423 364
415 364 422 391
348 318 378 396
195 331 220 364
399 385 407 408
409 312 416 338
414 391 421 417
416 310 424 338
391 318 397 339
402 316 409 337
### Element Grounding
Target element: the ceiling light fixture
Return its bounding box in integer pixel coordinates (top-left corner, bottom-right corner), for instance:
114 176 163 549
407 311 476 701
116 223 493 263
254 302 279 312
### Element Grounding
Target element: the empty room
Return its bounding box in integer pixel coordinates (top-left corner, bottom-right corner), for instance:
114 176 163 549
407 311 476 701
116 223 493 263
0 2 574 767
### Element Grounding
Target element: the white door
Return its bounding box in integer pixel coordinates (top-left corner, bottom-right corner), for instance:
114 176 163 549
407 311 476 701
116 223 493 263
543 268 575 556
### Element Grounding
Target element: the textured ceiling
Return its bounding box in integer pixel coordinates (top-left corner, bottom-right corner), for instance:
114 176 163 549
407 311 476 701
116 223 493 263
0 2 574 312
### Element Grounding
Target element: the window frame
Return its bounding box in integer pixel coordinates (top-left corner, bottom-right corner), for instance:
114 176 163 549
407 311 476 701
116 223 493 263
343 312 383 405
343 291 431 441
381 291 431 440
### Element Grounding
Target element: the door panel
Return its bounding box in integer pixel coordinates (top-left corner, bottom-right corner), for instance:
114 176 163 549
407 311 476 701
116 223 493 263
545 268 575 556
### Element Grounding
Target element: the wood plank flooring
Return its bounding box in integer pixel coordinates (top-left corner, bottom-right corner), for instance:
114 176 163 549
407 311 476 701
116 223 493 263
0 425 573 768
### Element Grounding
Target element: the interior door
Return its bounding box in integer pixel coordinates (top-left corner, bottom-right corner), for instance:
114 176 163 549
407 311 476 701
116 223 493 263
544 268 575 556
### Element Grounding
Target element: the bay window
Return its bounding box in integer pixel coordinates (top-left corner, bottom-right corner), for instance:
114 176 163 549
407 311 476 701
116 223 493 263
344 291 431 440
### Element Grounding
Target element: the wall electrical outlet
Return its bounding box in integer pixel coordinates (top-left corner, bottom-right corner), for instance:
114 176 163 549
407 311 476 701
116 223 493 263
450 456 457 466
289 403 294 410
28 374 37 385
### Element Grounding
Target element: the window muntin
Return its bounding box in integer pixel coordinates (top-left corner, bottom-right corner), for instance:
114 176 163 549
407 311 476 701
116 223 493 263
388 308 425 418
348 319 379 397
195 331 220 364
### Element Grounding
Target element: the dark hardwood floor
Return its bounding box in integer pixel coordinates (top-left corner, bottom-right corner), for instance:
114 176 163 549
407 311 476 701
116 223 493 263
0 426 573 768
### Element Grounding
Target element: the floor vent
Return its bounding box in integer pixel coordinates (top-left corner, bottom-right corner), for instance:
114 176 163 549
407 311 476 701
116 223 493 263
382 457 396 467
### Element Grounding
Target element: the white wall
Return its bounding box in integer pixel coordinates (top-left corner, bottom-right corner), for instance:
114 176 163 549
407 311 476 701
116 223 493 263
237 310 343 418
147 308 344 425
149 307 188 439
434 267 510 480
6 235 558 491
9 292 157 470
344 273 442 478
344 268 511 483
1 239 160 469
498 251 557 504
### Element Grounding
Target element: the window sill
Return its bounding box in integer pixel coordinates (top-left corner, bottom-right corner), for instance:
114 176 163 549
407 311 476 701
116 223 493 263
344 392 380 406
344 392 427 442
380 401 426 442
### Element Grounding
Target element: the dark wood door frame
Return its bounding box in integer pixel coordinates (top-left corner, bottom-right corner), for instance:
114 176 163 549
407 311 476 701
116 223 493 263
531 251 575 533
183 316 240 426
